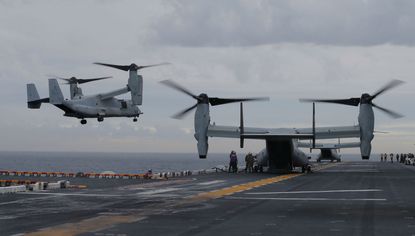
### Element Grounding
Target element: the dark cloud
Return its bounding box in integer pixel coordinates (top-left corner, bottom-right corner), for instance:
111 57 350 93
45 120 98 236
153 0 415 47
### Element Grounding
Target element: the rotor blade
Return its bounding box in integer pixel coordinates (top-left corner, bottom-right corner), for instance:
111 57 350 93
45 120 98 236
57 78 71 83
209 97 269 106
372 103 403 119
94 62 130 71
47 74 67 80
240 102 244 148
77 76 112 84
299 98 361 107
172 103 198 119
56 77 75 85
136 62 170 70
160 80 200 100
370 79 404 100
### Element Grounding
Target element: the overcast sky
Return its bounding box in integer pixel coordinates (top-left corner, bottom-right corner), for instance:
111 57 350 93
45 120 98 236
0 0 414 156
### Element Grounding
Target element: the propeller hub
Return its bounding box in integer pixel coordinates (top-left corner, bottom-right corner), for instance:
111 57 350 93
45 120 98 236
360 93 372 104
130 63 138 71
198 93 209 104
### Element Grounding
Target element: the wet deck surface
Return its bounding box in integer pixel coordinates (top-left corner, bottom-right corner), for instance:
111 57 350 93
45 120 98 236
1 161 415 236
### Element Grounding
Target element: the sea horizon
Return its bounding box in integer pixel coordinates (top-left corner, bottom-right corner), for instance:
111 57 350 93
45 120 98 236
0 150 375 174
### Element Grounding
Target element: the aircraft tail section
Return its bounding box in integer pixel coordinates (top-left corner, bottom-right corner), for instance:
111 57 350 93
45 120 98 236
27 83 48 109
48 79 64 104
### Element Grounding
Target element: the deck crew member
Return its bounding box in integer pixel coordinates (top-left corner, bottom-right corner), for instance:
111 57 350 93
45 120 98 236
229 151 238 173
245 152 254 173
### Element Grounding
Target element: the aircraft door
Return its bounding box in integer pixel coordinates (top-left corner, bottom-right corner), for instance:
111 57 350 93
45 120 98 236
266 140 294 173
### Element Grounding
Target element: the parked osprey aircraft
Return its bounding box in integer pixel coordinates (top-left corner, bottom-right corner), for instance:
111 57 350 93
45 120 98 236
26 62 168 124
297 141 346 162
162 79 403 173
295 104 360 163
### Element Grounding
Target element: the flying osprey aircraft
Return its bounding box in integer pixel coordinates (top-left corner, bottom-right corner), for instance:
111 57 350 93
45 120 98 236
162 79 403 173
26 62 168 124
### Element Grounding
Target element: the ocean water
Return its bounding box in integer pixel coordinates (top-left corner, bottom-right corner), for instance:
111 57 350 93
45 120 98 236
0 151 369 174
0 151 229 174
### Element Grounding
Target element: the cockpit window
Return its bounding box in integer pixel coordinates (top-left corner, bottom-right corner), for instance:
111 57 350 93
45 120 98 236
121 101 127 109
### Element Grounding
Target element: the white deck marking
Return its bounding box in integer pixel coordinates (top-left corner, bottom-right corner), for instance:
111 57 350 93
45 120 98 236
198 180 225 185
330 220 345 223
226 196 387 201
245 189 382 195
136 188 180 195
17 192 122 197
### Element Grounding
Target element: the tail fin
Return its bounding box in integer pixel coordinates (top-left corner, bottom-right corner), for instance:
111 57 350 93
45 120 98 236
48 79 64 104
27 83 48 109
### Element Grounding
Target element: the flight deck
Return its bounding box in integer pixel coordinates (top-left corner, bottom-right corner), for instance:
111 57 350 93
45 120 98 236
1 161 415 236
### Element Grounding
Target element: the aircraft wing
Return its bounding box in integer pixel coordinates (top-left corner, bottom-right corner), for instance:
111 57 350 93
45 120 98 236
297 141 361 149
207 125 313 140
99 87 130 100
207 124 267 138
295 125 361 139
208 124 360 140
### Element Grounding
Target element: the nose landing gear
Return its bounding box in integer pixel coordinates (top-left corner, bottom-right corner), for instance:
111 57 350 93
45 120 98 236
80 119 87 125
133 117 138 122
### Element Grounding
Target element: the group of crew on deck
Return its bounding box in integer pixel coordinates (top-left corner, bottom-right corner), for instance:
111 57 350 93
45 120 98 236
380 153 415 163
228 151 260 173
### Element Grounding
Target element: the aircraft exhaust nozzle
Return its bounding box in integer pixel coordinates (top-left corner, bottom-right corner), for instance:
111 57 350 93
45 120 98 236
194 103 210 159
360 140 372 160
128 71 143 105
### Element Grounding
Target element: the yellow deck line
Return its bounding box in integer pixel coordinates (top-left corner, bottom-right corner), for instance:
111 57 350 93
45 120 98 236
191 162 339 201
191 173 302 201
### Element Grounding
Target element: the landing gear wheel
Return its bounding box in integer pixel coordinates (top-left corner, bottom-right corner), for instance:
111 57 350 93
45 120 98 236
301 166 305 173
133 117 138 122
80 119 87 125
97 117 104 122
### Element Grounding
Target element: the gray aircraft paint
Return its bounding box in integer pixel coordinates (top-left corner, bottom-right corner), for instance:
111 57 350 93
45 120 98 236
27 75 143 122
358 103 374 159
194 103 210 158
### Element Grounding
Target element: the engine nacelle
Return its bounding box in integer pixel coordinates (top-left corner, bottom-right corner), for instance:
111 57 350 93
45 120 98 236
128 71 143 105
194 103 210 158
358 103 374 160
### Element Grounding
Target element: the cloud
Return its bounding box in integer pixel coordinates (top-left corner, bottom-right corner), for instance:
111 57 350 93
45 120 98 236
0 0 414 154
153 0 415 47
